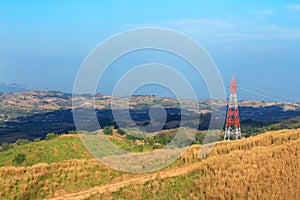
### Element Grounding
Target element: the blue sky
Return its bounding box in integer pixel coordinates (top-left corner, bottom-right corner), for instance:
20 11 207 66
0 0 300 101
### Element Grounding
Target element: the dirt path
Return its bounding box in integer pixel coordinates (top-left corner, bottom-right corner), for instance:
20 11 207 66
47 162 201 200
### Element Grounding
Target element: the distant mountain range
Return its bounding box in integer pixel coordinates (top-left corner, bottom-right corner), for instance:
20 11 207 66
0 90 299 121
0 90 299 144
0 83 27 93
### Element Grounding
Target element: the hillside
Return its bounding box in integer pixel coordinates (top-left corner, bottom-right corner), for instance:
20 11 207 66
99 131 299 200
1 90 300 145
1 90 299 122
0 135 92 167
0 129 299 199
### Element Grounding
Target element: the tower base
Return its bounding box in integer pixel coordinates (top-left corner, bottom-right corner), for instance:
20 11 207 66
224 127 242 140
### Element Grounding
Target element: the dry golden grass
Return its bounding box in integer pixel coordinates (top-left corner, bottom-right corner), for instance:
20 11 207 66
87 129 300 200
0 129 299 200
0 159 124 199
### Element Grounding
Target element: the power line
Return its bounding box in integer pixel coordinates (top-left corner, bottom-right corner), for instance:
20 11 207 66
239 82 299 102
235 75 300 95
239 87 286 102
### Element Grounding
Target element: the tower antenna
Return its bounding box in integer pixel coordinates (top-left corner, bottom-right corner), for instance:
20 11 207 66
224 75 242 140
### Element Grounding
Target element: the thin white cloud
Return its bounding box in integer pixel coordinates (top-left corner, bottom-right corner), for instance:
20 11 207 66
121 18 235 39
167 18 234 29
166 19 300 40
252 9 274 16
122 18 234 31
287 4 300 11
122 17 300 41
261 24 300 39
249 10 275 22
265 24 291 32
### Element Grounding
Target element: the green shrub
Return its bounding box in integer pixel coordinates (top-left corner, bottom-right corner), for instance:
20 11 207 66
45 133 57 140
13 153 26 165
194 132 205 144
1 142 13 151
103 126 114 135
68 130 77 134
145 137 155 145
34 138 41 142
123 128 147 140
15 139 30 146
116 128 126 135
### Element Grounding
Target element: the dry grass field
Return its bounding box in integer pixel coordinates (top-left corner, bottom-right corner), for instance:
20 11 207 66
0 129 299 199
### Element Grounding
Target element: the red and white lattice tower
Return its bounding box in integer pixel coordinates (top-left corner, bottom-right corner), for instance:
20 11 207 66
224 76 242 140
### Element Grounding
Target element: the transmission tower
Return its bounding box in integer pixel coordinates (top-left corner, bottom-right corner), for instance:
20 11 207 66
224 76 242 140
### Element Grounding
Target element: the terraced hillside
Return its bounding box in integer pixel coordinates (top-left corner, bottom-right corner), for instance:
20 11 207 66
0 129 299 199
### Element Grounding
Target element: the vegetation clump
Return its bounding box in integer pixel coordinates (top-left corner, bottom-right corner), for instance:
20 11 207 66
45 133 57 140
1 143 13 151
15 139 30 146
13 153 26 165
103 126 114 135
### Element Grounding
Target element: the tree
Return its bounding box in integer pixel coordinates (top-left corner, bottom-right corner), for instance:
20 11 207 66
45 133 57 140
103 126 114 135
13 153 26 165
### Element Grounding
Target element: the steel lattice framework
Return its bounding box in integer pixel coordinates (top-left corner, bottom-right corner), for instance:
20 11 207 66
224 76 242 140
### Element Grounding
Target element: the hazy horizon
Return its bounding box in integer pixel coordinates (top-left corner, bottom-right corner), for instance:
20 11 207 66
1 85 299 103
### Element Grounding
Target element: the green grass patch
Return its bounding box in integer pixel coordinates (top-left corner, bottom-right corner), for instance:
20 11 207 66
0 135 92 167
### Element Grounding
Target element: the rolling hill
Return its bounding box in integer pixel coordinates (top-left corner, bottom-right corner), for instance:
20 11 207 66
0 128 299 199
1 90 300 145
